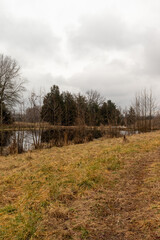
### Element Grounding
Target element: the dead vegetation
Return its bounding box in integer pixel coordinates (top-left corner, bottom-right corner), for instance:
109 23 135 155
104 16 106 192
0 131 160 239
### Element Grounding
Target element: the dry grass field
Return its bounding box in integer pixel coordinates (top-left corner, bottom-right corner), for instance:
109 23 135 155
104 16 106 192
0 131 160 239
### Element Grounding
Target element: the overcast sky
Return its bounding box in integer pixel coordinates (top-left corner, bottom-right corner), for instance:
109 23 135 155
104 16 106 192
1 0 160 108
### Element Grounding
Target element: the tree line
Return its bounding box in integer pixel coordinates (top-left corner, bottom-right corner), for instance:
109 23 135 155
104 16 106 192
25 85 156 131
0 53 157 130
40 85 122 126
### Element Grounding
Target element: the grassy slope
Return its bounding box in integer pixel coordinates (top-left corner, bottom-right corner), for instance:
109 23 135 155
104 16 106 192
0 132 160 239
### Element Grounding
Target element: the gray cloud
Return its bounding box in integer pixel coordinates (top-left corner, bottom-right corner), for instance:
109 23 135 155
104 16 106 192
38 60 148 107
67 13 138 57
64 10 160 108
67 60 142 106
1 0 160 109
0 5 61 67
142 29 160 76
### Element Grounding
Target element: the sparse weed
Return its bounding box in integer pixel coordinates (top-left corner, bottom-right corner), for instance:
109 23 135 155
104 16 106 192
74 226 89 239
106 156 121 171
0 205 17 214
78 179 94 189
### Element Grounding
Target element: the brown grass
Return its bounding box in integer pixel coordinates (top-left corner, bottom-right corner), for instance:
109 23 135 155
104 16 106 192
0 131 160 239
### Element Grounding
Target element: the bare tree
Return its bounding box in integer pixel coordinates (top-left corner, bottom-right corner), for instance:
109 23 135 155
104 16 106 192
148 89 156 130
132 89 156 131
86 89 105 106
26 91 41 123
27 89 46 149
85 90 105 125
0 54 26 124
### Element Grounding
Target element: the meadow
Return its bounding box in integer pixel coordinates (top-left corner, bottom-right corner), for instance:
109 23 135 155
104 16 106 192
0 131 160 239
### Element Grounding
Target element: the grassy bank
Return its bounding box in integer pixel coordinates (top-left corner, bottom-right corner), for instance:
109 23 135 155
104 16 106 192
0 132 160 239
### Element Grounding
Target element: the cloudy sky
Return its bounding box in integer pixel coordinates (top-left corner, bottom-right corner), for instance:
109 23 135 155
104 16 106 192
1 0 160 107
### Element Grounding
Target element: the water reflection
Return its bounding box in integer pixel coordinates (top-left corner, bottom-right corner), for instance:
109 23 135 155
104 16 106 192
0 128 139 155
0 131 12 147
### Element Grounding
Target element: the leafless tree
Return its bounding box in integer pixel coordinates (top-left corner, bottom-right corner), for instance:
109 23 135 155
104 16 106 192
0 54 26 124
148 89 157 130
132 89 156 131
86 89 105 106
26 91 42 123
27 89 46 149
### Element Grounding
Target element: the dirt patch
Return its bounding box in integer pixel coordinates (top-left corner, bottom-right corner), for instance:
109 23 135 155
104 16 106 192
52 151 160 240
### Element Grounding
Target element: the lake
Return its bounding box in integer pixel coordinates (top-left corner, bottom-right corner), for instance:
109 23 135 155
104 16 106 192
0 127 139 155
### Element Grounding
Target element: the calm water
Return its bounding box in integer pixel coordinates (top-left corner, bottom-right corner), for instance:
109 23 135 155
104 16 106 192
0 130 39 154
0 128 139 155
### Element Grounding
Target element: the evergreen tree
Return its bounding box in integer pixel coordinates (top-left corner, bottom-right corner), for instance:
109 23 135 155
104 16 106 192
127 107 136 126
75 93 87 125
100 102 108 124
62 92 77 126
86 101 100 125
100 100 121 125
41 85 123 127
41 85 63 125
